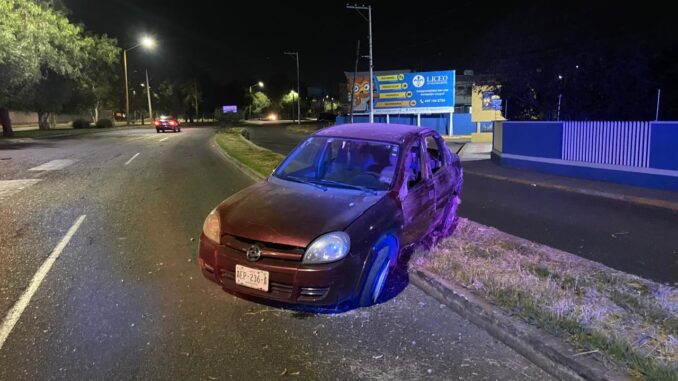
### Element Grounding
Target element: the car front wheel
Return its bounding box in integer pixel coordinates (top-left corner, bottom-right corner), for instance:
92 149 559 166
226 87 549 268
358 237 398 307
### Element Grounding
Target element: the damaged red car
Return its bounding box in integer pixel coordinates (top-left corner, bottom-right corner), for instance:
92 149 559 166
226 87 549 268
198 123 463 307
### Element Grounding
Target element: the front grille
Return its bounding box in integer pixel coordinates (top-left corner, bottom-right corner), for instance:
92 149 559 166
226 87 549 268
221 234 305 261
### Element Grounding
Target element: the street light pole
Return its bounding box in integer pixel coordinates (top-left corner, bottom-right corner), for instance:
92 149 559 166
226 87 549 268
123 36 156 126
145 69 153 122
347 4 374 123
284 51 301 125
123 49 130 125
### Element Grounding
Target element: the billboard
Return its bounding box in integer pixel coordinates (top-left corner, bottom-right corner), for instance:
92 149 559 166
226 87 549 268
373 70 455 114
222 105 238 113
345 70 410 114
345 70 455 115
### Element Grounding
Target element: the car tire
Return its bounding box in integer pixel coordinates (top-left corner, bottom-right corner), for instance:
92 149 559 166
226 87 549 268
178 128 181 132
358 237 398 307
156 129 160 133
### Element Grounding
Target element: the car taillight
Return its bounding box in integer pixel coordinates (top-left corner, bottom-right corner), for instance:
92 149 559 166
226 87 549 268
154 120 160 126
169 120 176 126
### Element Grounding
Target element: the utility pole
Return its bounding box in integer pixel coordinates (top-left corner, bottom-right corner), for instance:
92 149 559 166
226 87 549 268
145 69 153 122
349 39 361 123
194 79 199 119
347 4 374 123
284 51 301 125
557 94 562 121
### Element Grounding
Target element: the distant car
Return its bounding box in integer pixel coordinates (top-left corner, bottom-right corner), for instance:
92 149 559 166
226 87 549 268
198 123 463 308
154 116 180 133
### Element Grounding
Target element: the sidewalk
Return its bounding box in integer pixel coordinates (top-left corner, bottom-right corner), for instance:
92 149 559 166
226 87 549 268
463 159 678 212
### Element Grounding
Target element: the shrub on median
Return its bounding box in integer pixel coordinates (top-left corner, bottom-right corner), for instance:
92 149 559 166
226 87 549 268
72 119 91 129
95 118 113 128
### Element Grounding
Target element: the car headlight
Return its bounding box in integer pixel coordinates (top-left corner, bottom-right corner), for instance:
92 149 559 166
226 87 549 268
303 231 350 264
202 209 221 243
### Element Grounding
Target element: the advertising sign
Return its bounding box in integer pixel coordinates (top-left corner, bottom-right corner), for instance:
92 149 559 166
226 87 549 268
481 91 502 111
345 70 411 114
373 70 455 114
222 105 238 113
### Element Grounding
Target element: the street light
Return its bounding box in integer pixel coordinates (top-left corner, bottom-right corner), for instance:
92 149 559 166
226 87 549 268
284 51 301 125
123 35 156 125
248 81 264 120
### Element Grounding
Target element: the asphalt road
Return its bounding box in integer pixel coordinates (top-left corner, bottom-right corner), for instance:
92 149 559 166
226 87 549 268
243 124 677 284
0 128 550 380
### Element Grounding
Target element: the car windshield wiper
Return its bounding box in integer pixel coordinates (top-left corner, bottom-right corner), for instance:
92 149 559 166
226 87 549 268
315 179 378 195
281 175 327 191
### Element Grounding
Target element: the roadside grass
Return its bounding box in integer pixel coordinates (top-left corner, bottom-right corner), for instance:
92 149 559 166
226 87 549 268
414 219 678 381
285 122 328 135
214 127 285 178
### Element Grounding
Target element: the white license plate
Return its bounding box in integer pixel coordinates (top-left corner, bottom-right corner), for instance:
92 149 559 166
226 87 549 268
235 265 269 292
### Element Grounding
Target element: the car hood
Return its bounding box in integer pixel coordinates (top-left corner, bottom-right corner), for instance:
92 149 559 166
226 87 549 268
217 177 385 248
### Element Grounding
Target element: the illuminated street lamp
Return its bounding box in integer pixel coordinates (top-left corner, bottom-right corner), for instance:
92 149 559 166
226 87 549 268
248 81 264 120
123 35 157 125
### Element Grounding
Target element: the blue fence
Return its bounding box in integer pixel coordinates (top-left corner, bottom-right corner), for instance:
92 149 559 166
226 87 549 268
335 113 475 136
492 121 678 191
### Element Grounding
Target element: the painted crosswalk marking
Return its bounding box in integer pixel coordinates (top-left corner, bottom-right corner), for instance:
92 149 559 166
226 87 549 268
0 179 42 200
28 159 76 171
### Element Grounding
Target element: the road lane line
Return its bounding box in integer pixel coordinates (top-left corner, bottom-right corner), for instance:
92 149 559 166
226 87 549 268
0 215 86 351
125 153 140 165
159 136 169 142
29 159 76 171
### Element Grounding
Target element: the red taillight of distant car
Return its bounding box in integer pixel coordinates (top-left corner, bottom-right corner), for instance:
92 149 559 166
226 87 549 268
154 120 160 126
169 120 177 126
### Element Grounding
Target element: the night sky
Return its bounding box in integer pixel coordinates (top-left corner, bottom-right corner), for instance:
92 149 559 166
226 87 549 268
60 0 676 109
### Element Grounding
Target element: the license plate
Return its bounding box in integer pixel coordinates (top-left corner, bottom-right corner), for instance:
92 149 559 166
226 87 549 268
235 265 269 292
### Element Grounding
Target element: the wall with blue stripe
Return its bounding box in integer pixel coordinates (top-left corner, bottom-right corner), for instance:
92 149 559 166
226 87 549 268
493 121 678 191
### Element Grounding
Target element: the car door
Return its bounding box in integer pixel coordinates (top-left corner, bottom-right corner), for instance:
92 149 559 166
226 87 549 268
424 133 455 226
399 137 436 247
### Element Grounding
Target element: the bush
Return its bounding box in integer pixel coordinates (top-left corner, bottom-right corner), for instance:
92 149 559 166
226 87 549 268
95 118 113 128
72 119 91 129
215 108 243 127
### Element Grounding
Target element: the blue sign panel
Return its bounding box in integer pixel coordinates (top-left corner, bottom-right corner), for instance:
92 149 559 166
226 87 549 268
373 70 455 114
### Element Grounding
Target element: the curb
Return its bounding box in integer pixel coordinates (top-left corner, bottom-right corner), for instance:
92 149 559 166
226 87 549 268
409 268 630 381
464 170 678 212
210 136 265 183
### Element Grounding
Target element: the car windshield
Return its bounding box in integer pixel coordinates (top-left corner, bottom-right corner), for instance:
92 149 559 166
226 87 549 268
274 137 400 191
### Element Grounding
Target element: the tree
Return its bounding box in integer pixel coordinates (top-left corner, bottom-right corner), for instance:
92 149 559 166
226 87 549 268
77 35 120 123
250 91 271 116
0 0 119 134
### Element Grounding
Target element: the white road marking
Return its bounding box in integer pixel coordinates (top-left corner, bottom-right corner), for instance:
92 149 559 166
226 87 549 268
28 159 76 171
159 136 169 142
0 179 42 200
125 153 140 165
0 215 86 351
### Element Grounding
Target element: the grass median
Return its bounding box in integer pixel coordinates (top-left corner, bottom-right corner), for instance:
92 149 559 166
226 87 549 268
214 127 286 178
414 219 678 380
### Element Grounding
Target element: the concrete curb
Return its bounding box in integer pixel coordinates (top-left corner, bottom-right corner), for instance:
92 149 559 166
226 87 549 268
210 136 265 183
409 268 630 381
465 170 678 212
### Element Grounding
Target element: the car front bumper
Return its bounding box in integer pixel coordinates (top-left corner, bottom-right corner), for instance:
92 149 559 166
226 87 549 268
198 233 362 306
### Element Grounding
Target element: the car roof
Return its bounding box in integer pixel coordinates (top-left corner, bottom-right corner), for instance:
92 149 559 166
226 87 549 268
314 123 433 144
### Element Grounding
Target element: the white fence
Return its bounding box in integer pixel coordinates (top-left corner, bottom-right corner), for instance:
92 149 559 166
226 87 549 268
562 121 651 168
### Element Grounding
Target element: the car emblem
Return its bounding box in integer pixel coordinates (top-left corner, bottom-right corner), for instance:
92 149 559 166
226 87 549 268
246 244 262 262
